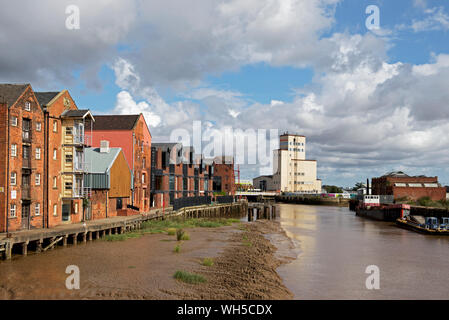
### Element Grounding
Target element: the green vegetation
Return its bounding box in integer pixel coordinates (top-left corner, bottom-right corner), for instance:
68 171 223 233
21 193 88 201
243 240 253 247
173 270 206 284
396 196 449 209
176 229 185 241
128 266 136 269
102 217 240 242
174 244 181 253
323 185 343 193
201 258 214 267
167 228 177 235
180 233 190 241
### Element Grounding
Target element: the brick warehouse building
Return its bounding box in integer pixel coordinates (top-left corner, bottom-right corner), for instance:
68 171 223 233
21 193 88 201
35 91 94 227
151 143 214 208
371 171 446 201
213 156 235 195
0 84 45 232
90 114 152 212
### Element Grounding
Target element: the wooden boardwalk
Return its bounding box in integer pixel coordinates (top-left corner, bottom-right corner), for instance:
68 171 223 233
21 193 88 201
0 202 247 260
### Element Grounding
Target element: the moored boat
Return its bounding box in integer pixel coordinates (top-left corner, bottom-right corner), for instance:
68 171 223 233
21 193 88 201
396 216 449 235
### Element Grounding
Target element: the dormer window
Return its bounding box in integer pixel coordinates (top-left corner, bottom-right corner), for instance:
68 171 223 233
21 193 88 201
24 101 31 111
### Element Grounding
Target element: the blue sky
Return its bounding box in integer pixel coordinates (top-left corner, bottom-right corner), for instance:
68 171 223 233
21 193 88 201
2 0 449 187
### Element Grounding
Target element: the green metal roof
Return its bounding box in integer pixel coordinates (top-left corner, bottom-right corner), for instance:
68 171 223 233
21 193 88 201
84 147 122 173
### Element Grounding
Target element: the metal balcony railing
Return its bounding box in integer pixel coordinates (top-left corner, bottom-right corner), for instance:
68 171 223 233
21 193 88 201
21 187 31 200
73 134 92 146
73 186 91 198
22 130 31 142
22 158 31 169
74 161 89 172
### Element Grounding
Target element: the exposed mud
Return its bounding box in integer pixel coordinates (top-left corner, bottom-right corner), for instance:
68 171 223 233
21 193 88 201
0 220 295 300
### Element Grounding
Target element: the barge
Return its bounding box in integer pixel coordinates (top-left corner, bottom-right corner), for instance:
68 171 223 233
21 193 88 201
355 195 410 221
396 215 449 235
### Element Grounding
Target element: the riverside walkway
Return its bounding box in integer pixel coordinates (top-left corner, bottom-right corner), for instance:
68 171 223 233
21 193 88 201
0 201 247 260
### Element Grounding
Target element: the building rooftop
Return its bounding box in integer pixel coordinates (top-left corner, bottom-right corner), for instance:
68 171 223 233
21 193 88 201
152 142 182 149
382 171 410 178
92 114 140 131
34 91 60 107
0 83 30 107
84 147 123 173
61 109 93 119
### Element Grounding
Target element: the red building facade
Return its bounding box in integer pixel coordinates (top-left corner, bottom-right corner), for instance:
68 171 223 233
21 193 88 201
371 171 446 201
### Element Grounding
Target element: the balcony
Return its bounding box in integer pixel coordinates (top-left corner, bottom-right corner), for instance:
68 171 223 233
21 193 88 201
22 158 31 169
73 186 91 198
21 187 31 200
74 161 89 172
73 134 92 146
22 130 31 143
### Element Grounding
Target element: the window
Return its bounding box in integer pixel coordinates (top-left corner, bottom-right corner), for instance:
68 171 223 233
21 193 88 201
53 177 57 189
36 122 41 131
11 116 17 126
66 154 73 163
75 203 78 214
10 172 17 185
35 203 40 216
66 126 73 135
24 101 31 111
53 204 57 216
53 149 57 160
10 204 16 217
53 120 57 132
11 144 17 157
35 148 41 160
116 198 123 210
65 182 72 190
35 173 41 186
142 173 146 184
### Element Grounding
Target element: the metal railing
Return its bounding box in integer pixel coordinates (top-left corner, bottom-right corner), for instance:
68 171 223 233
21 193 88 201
73 187 91 198
21 187 31 200
22 158 31 169
73 134 92 146
74 161 89 172
22 130 31 142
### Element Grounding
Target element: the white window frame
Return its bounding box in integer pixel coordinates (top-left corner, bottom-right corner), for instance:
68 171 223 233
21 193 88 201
35 203 40 216
53 204 57 216
36 122 42 131
11 144 17 157
10 204 16 217
35 173 41 186
24 101 31 111
53 177 57 189
10 172 17 186
53 120 57 132
36 147 41 160
53 149 57 160
11 116 18 126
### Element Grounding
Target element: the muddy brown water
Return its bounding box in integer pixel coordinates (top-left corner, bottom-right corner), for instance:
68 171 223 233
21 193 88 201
277 204 449 299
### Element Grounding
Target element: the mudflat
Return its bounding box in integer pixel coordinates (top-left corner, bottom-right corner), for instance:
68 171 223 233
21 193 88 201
0 220 295 300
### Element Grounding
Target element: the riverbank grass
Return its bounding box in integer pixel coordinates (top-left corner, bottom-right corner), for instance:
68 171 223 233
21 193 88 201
174 270 206 284
201 258 214 266
103 217 240 241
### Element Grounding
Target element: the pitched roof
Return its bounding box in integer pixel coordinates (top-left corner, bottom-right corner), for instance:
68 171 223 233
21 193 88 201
61 109 93 119
152 142 181 149
0 83 29 107
92 114 140 131
84 147 123 173
34 91 60 107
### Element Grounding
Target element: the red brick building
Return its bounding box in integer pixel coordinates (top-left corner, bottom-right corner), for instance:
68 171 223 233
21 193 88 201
90 114 152 212
150 143 213 208
371 171 446 201
0 84 45 232
212 156 235 195
35 90 93 227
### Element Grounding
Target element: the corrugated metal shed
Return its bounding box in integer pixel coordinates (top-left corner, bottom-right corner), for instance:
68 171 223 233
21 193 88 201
84 147 122 189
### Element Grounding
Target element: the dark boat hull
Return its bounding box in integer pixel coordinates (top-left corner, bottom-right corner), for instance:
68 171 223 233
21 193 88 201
396 219 449 235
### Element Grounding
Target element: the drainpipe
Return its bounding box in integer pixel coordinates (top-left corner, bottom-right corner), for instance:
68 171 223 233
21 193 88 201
367 178 370 195
43 110 48 229
5 105 10 234
132 132 135 206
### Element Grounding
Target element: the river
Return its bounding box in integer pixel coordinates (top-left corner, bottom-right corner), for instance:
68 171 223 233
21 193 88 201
276 203 449 299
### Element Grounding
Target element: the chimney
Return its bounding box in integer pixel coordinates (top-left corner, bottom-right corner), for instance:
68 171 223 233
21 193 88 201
100 140 110 153
366 178 370 195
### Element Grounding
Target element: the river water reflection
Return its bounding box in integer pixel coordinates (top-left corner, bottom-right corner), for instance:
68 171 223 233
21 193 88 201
277 204 449 299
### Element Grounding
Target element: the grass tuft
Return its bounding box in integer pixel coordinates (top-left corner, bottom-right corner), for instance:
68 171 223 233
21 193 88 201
173 270 206 284
167 228 177 236
174 244 181 253
201 258 214 267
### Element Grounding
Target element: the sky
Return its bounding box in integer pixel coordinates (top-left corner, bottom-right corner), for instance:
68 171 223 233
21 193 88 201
1 0 449 187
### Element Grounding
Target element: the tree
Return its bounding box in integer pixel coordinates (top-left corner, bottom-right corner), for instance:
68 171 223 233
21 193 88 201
323 185 343 193
352 182 365 191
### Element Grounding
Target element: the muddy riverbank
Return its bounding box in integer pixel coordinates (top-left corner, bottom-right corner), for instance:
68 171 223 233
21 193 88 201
0 219 295 300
